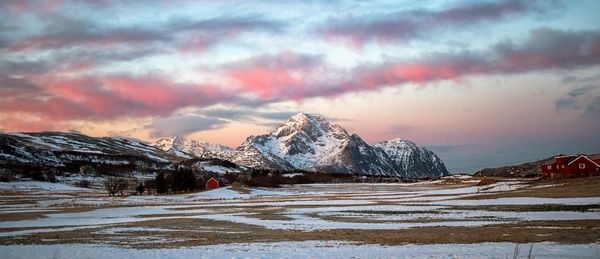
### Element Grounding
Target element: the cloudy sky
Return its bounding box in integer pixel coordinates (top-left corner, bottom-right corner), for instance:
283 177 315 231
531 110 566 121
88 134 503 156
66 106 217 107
1 0 599 172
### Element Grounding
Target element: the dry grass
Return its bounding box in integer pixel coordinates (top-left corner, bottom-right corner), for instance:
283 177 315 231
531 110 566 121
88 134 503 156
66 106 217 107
1 177 598 248
244 212 294 221
476 178 499 186
469 176 600 199
3 218 598 248
0 206 97 222
0 212 48 222
448 204 600 212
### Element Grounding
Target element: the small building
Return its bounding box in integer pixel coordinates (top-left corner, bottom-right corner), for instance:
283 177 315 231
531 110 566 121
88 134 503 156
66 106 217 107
541 155 600 178
206 177 220 190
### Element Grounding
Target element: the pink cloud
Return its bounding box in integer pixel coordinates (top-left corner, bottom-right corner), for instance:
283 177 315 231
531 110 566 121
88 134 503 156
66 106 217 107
0 75 232 130
2 28 600 133
223 52 320 101
337 28 600 94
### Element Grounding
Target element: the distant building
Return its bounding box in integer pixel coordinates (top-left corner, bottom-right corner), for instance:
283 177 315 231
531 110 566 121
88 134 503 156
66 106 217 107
540 155 600 178
206 177 220 190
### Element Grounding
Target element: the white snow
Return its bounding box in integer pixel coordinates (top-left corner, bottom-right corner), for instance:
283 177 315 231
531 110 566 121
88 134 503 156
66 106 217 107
196 213 507 231
184 187 285 200
326 209 600 222
0 181 90 192
1 180 598 245
152 136 234 159
2 241 598 259
433 197 600 206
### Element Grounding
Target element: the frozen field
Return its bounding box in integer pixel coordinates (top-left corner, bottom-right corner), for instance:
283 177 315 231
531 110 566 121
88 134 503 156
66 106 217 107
3 241 599 259
0 177 599 258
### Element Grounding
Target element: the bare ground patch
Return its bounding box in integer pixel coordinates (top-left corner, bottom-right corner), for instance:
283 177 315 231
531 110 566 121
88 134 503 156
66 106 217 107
468 177 600 199
2 218 599 248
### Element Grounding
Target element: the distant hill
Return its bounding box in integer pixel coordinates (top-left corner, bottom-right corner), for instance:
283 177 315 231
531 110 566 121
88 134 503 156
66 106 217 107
0 132 180 177
474 153 600 177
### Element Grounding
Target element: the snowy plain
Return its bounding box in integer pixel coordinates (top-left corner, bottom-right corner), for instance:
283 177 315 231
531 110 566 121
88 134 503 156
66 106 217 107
3 241 599 259
0 178 599 257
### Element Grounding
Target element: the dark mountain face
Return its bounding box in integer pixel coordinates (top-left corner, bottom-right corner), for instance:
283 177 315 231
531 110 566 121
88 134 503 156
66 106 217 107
374 139 449 178
0 132 177 175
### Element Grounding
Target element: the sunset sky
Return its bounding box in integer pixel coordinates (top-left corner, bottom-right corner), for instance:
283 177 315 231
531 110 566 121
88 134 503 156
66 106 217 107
1 0 599 172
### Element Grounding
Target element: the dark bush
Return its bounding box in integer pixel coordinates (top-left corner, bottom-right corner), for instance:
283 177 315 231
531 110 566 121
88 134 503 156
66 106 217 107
155 172 168 194
136 182 145 195
77 180 91 188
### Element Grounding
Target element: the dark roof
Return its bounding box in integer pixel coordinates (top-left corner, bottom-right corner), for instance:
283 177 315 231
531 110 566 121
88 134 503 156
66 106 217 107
554 154 583 165
563 156 579 164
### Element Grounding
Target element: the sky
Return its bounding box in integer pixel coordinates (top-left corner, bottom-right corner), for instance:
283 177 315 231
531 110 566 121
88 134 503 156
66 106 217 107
1 0 599 173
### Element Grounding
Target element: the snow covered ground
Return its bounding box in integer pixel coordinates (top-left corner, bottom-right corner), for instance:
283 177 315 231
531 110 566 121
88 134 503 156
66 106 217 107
0 179 598 256
1 181 598 232
2 241 598 259
0 181 91 192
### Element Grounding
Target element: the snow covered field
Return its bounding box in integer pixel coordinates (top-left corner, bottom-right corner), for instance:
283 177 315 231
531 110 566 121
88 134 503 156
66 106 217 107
0 178 599 257
3 241 599 259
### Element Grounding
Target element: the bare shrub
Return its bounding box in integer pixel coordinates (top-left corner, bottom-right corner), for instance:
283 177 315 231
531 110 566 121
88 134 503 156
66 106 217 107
104 177 130 196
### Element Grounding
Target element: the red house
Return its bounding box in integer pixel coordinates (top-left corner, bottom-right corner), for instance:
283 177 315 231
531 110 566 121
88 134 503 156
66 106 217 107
540 155 600 178
206 177 220 190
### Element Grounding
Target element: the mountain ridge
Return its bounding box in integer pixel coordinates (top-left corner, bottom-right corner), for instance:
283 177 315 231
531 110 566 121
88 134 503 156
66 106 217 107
153 113 449 178
0 113 449 178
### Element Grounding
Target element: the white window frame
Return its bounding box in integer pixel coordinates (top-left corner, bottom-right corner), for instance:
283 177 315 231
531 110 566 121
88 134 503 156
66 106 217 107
579 163 586 169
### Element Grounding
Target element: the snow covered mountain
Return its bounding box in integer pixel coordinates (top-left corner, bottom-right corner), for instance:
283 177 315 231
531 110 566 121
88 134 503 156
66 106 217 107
0 114 449 178
155 113 449 178
374 139 449 178
0 132 177 171
152 136 234 159
231 113 397 175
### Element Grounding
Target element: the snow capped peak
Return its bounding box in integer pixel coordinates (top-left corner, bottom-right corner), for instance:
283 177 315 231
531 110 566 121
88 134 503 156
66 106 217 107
276 113 324 130
289 112 328 123
382 138 418 149
272 112 347 140
384 138 412 144
149 113 449 178
374 138 449 178
153 136 183 152
152 136 233 159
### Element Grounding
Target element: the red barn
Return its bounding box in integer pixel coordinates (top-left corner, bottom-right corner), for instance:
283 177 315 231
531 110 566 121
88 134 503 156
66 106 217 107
206 177 220 190
540 155 600 178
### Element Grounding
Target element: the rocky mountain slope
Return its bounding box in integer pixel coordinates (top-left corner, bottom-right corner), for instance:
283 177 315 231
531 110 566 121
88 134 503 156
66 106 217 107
153 136 233 159
0 113 449 178
154 113 449 178
231 113 397 175
0 132 178 174
374 139 449 178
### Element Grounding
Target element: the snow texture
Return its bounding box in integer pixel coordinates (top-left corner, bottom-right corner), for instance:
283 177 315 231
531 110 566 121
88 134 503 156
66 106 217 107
1 241 598 259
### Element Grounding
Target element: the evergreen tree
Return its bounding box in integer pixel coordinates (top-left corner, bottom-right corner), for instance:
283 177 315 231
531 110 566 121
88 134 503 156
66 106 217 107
172 168 185 192
182 168 197 191
136 182 145 195
155 172 168 194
